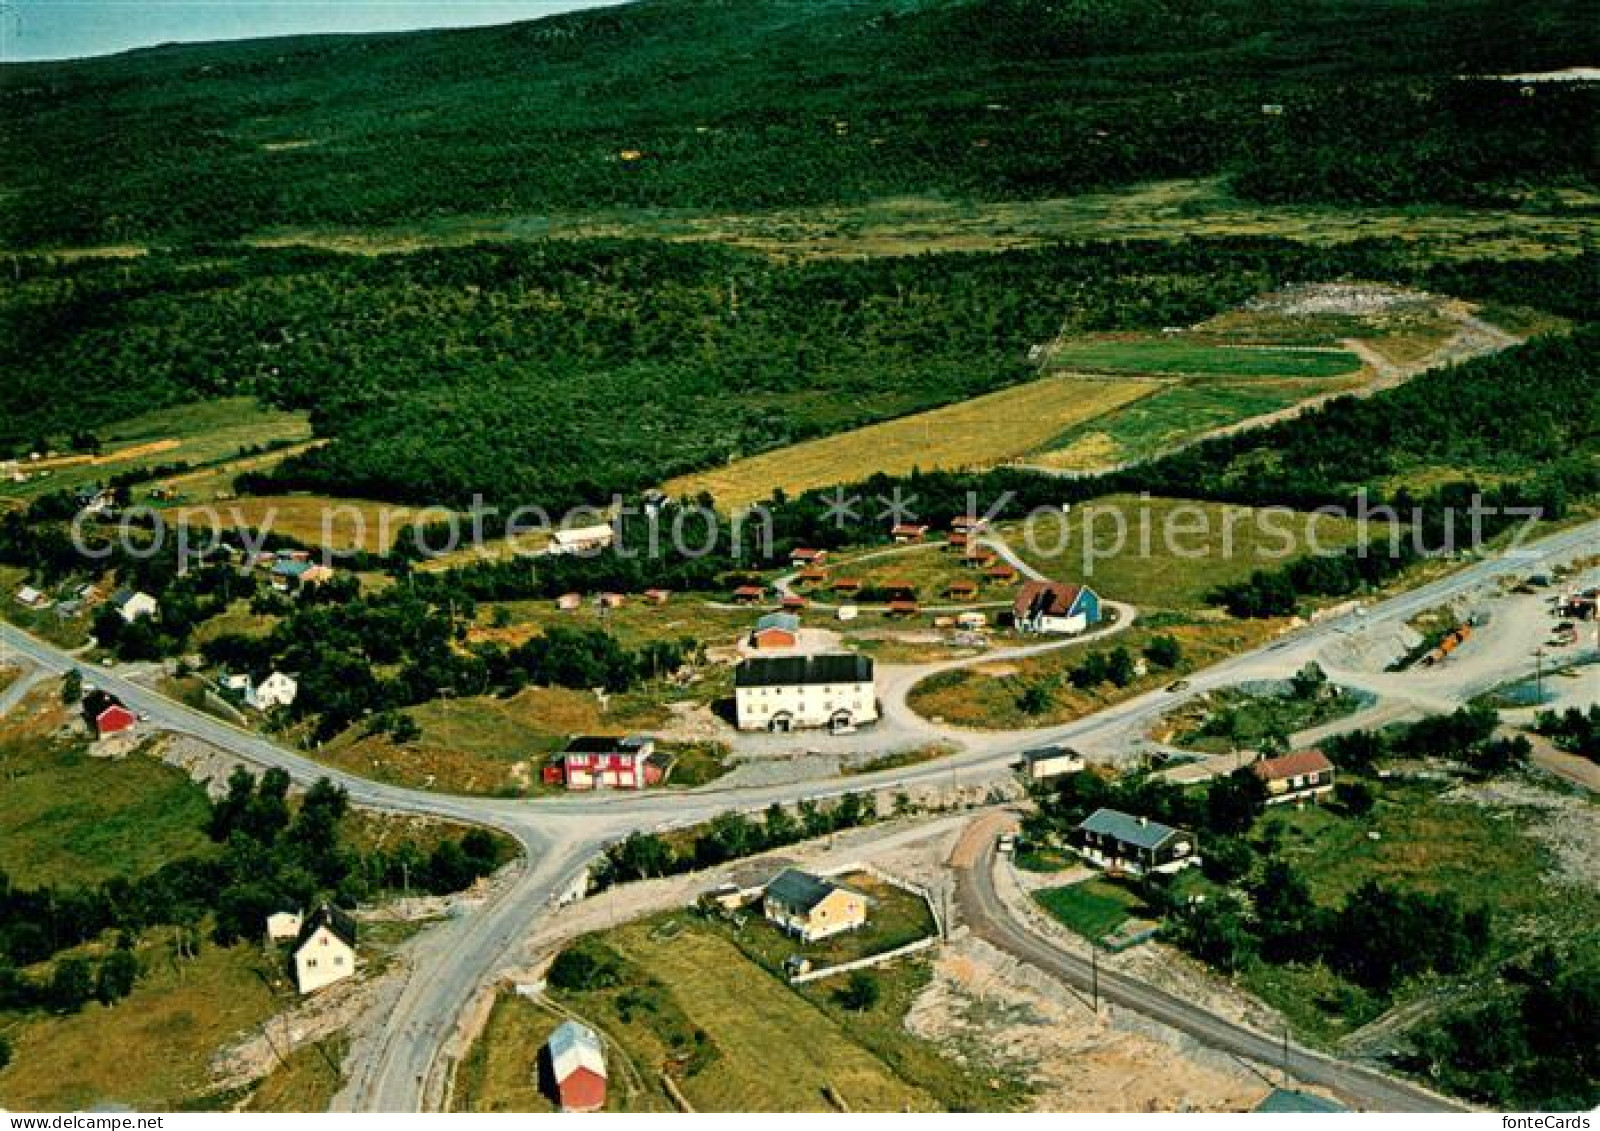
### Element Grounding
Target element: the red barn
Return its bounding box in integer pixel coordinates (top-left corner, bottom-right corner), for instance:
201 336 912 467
545 1020 607 1112
82 690 136 738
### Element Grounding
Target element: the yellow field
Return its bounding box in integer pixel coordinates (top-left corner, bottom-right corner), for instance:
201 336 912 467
167 494 456 554
664 376 1156 509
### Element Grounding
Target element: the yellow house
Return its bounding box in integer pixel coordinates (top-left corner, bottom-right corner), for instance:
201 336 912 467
762 869 868 942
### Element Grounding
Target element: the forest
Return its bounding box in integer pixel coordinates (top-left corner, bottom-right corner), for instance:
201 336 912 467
5 238 1595 518
2 0 1597 247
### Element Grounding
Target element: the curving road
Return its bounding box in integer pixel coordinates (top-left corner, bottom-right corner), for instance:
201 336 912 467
951 814 1464 1112
3 515 1595 1111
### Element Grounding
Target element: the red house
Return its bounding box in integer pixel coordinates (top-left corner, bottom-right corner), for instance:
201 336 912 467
552 735 661 791
789 548 827 566
732 585 766 604
82 690 136 738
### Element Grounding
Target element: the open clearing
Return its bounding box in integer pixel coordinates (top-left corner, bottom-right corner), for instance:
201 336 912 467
248 179 1600 262
996 495 1367 611
663 375 1155 509
166 494 450 555
1 398 311 505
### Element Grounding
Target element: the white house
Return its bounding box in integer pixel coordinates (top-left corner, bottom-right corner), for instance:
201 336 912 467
249 672 299 711
1018 744 1086 781
734 653 877 733
265 910 303 942
14 585 49 609
550 524 615 555
112 588 159 623
292 904 357 994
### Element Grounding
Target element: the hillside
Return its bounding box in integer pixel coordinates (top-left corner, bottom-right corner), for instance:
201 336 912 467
3 0 1597 247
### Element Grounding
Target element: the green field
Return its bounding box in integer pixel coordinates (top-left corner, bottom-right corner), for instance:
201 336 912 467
1038 380 1342 470
0 690 217 888
1035 879 1149 944
1047 338 1360 379
996 495 1367 612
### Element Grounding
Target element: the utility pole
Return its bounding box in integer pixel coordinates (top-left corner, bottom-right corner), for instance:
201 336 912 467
1091 946 1100 1015
1533 646 1546 703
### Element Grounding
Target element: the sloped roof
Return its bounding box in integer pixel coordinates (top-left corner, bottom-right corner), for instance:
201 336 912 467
735 652 872 689
1254 749 1335 782
547 1020 607 1083
1012 580 1090 619
765 868 845 914
1077 808 1186 851
82 689 127 722
295 903 357 950
755 612 801 634
1255 1089 1347 1113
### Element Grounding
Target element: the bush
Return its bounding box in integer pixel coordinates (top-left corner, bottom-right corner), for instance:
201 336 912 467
1335 780 1376 816
548 940 625 993
836 971 881 1012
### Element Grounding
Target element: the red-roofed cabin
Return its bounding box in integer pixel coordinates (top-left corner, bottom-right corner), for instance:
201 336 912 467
1253 749 1336 805
891 524 929 543
789 548 828 566
780 594 808 611
986 564 1019 582
798 567 829 584
947 531 969 551
732 585 767 604
882 579 916 596
951 516 988 533
946 580 980 600
832 578 862 593
888 600 920 617
642 588 670 605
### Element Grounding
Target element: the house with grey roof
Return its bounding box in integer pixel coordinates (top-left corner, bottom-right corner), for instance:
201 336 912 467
1072 808 1199 875
762 868 868 942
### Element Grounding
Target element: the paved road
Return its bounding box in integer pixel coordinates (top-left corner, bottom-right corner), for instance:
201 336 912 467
951 814 1464 1113
2 515 1595 1110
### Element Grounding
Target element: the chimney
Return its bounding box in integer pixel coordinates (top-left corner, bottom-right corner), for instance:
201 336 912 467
1138 816 1149 826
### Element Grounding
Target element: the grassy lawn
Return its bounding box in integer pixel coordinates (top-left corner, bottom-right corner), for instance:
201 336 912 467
0 694 217 888
191 599 282 645
318 682 726 796
815 544 1017 605
1046 336 1361 379
1013 845 1075 873
713 872 938 973
547 919 940 1112
994 494 1366 611
468 595 749 653
0 933 287 1112
663 375 1156 509
1035 879 1148 944
909 616 1281 730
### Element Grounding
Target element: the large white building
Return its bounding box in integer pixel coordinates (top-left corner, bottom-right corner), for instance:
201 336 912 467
549 524 615 555
734 653 877 733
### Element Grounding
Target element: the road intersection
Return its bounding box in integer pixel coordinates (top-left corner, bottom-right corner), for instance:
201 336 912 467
2 515 1595 1111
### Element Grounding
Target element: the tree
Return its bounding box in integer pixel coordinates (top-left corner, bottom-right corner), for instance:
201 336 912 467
548 940 622 992
1335 780 1375 816
95 948 139 1005
47 956 93 1013
1016 682 1053 716
836 970 880 1012
60 669 82 704
1201 835 1255 885
1205 767 1268 835
1290 661 1328 700
1143 635 1183 670
0 1033 10 1070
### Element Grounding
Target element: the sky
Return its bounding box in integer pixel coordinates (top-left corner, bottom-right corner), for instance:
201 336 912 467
0 1 628 62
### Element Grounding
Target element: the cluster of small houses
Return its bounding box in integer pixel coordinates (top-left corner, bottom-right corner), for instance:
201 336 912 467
13 548 340 627
1019 744 1338 875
